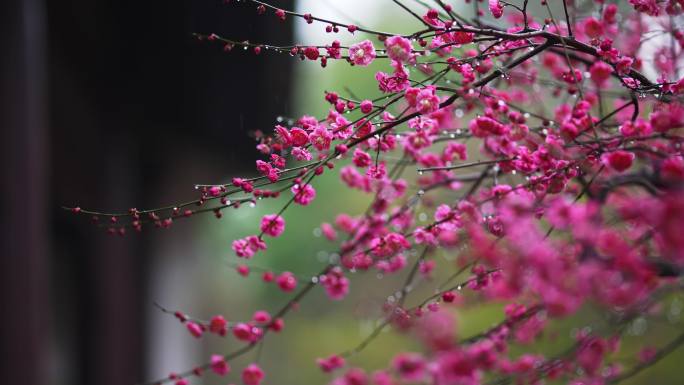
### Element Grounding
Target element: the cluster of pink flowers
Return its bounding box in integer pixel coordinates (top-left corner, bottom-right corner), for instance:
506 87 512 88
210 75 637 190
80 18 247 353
71 1 684 385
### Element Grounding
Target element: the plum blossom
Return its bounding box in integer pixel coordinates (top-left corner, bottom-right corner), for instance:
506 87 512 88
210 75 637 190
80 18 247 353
602 151 635 172
292 183 316 205
349 40 376 66
260 214 285 237
489 0 504 18
384 35 412 63
242 364 265 385
276 271 297 292
405 86 440 114
210 355 230 376
309 126 333 151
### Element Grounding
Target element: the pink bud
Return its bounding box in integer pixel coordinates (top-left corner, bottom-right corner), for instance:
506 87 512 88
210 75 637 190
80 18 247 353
242 364 265 385
186 321 203 338
210 354 230 376
276 271 297 292
602 151 635 172
252 310 271 324
237 264 250 277
360 100 373 113
209 315 228 336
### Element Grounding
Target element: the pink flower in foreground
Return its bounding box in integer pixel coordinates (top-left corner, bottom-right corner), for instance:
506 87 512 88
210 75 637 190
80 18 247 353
317 354 346 372
242 364 265 385
320 222 337 240
384 35 412 63
321 268 349 300
209 315 227 336
292 183 316 205
590 61 613 87
186 321 203 338
232 322 262 342
276 271 297 292
232 238 254 258
392 352 427 382
210 354 230 376
349 40 376 66
583 17 604 38
260 214 285 237
489 0 504 18
360 99 373 113
232 235 267 258
405 86 440 114
289 127 309 146
602 151 635 172
291 146 312 162
309 126 333 151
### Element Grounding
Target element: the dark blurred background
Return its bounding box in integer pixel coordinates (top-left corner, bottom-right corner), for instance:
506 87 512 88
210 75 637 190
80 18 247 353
1 1 293 384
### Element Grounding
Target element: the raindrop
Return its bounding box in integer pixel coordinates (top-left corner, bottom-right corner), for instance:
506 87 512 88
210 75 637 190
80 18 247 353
629 317 647 335
329 253 340 264
317 251 328 262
